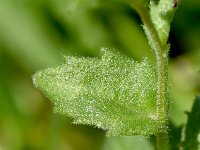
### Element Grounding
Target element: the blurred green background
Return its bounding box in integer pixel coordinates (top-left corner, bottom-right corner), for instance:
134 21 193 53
0 0 199 149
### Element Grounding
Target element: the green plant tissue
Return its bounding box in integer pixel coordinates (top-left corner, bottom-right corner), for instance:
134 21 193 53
33 48 161 136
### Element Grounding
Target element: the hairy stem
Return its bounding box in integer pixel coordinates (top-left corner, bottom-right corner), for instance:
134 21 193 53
139 7 169 150
129 3 170 150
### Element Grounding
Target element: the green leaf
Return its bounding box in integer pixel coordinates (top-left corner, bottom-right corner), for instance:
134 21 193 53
124 0 178 46
181 96 200 150
33 48 162 136
149 0 177 45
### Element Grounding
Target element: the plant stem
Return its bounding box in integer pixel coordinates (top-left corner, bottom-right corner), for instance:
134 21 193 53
154 53 169 150
156 132 169 150
129 3 170 150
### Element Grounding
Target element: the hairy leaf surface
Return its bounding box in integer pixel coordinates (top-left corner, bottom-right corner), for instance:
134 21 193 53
33 48 161 136
150 0 177 45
